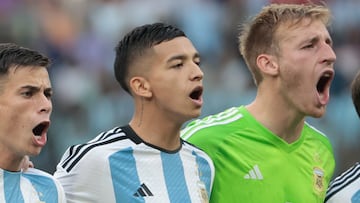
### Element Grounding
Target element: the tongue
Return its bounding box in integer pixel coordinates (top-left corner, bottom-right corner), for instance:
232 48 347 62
33 135 47 147
318 89 330 105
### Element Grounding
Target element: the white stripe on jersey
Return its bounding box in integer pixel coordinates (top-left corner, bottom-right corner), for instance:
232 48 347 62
181 107 243 140
133 147 170 202
180 145 210 203
305 121 328 138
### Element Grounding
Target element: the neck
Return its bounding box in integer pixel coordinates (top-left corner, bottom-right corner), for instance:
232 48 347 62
0 148 23 172
246 94 305 144
130 120 182 151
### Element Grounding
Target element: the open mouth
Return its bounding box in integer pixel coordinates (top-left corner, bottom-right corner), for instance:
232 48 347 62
189 86 203 100
32 121 50 136
316 70 334 94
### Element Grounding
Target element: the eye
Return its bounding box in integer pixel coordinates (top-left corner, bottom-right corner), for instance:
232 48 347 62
45 91 53 99
325 38 333 46
302 44 314 49
173 63 184 68
21 91 33 98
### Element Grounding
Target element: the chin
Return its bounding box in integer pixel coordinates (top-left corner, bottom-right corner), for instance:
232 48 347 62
310 109 326 118
28 148 42 156
193 110 202 118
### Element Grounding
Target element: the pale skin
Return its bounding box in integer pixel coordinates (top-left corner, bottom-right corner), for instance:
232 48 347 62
0 66 52 171
128 37 204 151
246 18 336 143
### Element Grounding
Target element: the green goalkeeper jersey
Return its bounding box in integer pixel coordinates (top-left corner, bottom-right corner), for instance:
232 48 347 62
181 106 335 203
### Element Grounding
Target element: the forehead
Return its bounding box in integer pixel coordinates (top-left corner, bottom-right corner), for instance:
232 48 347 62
276 18 329 43
0 66 50 90
152 37 198 59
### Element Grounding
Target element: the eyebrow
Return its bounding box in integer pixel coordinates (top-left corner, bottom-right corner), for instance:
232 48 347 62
307 35 333 46
166 53 200 63
21 85 52 92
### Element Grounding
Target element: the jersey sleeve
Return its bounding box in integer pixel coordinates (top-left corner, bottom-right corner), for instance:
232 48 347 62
54 146 116 202
325 162 360 203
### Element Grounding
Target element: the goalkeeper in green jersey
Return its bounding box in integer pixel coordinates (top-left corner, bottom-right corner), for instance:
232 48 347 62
182 3 336 203
325 71 360 203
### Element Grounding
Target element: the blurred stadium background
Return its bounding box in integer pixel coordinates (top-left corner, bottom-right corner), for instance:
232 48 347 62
1 0 359 177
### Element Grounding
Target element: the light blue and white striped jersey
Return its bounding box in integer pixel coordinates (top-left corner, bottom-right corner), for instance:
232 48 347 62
0 167 66 203
325 162 360 203
54 125 214 203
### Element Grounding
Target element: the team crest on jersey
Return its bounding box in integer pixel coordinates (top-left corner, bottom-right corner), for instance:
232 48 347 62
313 167 325 193
197 181 209 203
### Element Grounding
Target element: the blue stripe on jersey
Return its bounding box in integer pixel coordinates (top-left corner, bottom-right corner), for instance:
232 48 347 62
161 152 191 203
193 151 212 195
109 147 143 202
23 173 58 203
352 190 360 202
4 172 24 203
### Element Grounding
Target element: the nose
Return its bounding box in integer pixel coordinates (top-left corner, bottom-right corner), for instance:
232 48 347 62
321 43 336 66
39 96 52 114
191 64 204 81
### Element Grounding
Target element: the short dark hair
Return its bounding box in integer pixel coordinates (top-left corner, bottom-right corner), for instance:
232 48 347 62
351 71 360 118
0 43 51 75
114 22 186 94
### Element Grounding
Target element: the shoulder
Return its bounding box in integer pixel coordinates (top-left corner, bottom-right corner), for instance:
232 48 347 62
181 106 246 140
304 122 333 150
325 162 360 203
18 168 66 202
56 126 137 173
181 141 215 173
23 168 64 192
182 140 212 159
23 168 55 179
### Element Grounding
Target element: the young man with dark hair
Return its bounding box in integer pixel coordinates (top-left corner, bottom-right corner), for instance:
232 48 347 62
54 23 214 202
0 43 65 202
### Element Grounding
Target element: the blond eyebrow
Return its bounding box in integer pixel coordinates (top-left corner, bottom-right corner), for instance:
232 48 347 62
306 35 333 46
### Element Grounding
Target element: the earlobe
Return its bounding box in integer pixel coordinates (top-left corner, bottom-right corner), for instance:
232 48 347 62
129 77 152 98
257 54 279 76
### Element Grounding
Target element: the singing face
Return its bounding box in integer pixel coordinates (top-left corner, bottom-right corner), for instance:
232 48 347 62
0 66 52 160
141 37 204 123
274 18 336 118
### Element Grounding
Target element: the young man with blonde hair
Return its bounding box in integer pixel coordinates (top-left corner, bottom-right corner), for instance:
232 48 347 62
182 3 336 202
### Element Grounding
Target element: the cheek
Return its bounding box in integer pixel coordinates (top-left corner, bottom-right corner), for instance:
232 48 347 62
0 103 29 128
279 63 305 93
0 113 21 145
152 76 180 92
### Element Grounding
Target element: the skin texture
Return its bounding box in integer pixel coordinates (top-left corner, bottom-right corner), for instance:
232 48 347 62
248 18 336 143
129 37 204 150
0 66 52 171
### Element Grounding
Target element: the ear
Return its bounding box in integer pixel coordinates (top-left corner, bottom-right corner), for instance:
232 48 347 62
256 54 279 76
129 76 152 98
